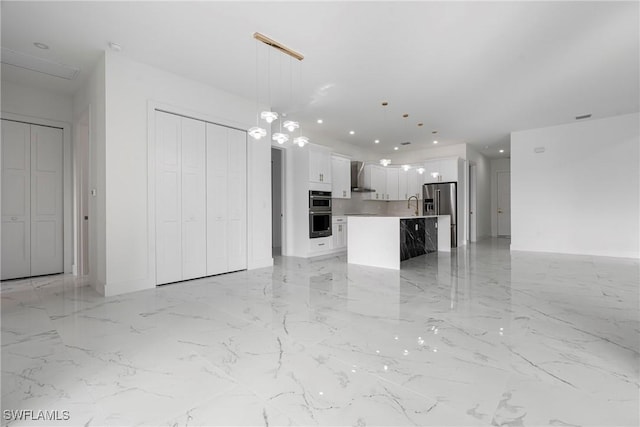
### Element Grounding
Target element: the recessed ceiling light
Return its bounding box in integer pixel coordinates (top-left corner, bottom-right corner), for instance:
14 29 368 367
108 42 122 52
374 139 379 144
317 119 323 124
400 142 411 146
349 130 355 135
417 123 423 127
432 130 438 134
499 149 504 153
33 42 49 50
433 140 438 144
402 114 409 118
394 147 399 150
382 101 388 106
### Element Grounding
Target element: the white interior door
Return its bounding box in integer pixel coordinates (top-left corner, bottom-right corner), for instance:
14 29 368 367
156 111 182 284
1 121 31 280
469 164 477 242
226 128 247 271
30 125 63 276
180 117 207 280
206 123 228 275
497 171 511 236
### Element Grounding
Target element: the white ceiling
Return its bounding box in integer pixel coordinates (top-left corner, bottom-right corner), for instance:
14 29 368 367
2 1 638 158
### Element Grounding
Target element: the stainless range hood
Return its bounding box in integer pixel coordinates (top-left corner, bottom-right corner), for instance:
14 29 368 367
351 161 375 192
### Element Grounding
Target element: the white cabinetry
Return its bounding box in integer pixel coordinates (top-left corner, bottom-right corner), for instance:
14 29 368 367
309 145 332 185
331 155 351 199
399 168 420 200
206 123 247 275
385 167 399 200
423 158 459 183
309 236 332 253
363 164 387 200
156 111 207 284
332 216 347 251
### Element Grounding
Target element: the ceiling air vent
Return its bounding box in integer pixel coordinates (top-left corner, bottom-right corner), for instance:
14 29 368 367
575 114 592 120
1 47 80 80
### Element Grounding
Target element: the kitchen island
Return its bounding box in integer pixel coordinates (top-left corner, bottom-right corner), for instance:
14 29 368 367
347 215 450 270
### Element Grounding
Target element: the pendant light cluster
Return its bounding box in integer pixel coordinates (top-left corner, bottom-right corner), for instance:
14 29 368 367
249 32 309 148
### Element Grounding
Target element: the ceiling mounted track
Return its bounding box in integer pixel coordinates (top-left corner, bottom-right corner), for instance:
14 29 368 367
253 32 304 61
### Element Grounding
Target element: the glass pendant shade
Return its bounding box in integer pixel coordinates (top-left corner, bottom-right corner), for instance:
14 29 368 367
261 111 278 124
402 164 410 171
248 126 267 140
380 159 391 167
294 136 309 147
272 132 289 144
283 120 299 132
417 167 425 174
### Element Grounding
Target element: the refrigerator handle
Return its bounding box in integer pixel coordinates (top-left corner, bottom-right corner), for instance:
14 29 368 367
435 189 441 215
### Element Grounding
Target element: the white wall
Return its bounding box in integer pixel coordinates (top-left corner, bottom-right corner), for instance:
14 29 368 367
73 55 107 292
511 113 639 258
466 145 491 239
1 80 73 123
89 52 271 296
386 143 467 164
490 158 511 237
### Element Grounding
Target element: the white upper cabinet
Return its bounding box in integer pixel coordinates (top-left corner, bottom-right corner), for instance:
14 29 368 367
331 155 351 199
385 167 399 200
423 158 459 183
309 145 332 184
399 167 420 200
363 164 386 200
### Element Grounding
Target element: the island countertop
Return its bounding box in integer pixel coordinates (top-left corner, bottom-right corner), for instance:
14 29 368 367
347 215 451 270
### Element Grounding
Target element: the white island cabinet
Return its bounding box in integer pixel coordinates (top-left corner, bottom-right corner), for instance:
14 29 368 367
347 215 450 270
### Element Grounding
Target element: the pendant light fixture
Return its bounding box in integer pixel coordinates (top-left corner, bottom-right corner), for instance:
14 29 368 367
251 32 308 146
248 39 267 140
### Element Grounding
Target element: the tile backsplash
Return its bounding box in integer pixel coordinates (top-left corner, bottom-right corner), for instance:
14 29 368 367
332 193 421 217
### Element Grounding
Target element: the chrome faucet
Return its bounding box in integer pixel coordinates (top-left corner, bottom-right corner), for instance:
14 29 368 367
407 196 419 216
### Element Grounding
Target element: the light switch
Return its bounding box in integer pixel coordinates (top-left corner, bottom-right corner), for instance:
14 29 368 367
91 189 97 196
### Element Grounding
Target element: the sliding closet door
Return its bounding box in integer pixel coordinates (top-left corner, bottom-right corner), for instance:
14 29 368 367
180 118 206 280
206 123 247 275
30 125 63 276
206 123 228 276
156 111 206 285
156 112 182 285
226 128 247 271
1 121 31 280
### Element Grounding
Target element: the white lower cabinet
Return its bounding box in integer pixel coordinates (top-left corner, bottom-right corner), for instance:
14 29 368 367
155 110 247 285
332 216 347 251
309 236 332 253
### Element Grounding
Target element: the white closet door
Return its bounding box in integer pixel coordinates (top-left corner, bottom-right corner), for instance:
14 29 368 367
156 111 182 284
30 125 63 276
180 118 206 280
226 128 247 271
1 121 31 280
206 123 229 275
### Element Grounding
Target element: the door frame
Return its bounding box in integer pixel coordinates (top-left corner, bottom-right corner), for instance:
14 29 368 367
1 113 73 276
468 162 477 242
496 170 511 237
270 146 286 256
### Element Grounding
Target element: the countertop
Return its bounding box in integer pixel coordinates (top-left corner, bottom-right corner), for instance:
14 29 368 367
345 214 445 219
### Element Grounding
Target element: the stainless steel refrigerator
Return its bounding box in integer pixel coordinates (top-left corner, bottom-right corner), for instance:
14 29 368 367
423 182 457 248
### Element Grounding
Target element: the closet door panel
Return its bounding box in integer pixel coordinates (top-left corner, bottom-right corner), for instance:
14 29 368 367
180 118 206 280
30 125 63 276
1 120 31 279
155 111 182 284
206 123 229 275
227 129 247 271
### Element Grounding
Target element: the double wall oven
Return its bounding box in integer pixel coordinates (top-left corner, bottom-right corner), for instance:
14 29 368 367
309 190 332 238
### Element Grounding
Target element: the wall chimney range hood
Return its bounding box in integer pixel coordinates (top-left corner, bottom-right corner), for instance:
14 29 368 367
351 161 375 192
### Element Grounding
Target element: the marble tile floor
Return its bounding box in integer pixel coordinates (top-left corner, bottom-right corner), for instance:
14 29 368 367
1 238 638 426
